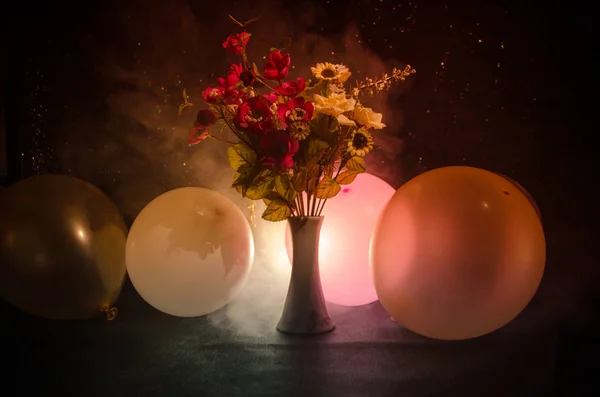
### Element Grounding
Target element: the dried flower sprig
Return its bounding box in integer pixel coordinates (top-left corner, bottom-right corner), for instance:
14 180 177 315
351 65 416 99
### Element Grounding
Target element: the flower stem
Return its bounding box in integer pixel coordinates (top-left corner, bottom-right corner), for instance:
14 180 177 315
297 194 301 216
311 168 323 216
296 194 304 217
208 135 236 145
255 75 280 95
217 106 253 149
317 157 349 216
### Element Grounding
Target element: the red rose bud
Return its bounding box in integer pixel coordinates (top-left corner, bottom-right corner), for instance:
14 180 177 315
222 32 251 55
240 70 256 86
275 77 306 96
195 109 217 127
263 50 291 80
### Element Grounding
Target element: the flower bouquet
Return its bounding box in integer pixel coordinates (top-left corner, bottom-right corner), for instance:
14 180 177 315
182 15 415 334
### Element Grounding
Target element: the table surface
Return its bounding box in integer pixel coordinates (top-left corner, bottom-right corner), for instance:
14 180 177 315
2 273 598 397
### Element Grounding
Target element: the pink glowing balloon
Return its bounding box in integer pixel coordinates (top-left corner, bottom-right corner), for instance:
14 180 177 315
286 173 396 306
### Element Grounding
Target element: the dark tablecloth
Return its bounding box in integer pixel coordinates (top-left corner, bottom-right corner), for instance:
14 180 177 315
2 275 597 397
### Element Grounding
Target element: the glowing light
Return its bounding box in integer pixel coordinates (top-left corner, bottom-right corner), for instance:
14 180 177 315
126 187 254 317
285 173 395 306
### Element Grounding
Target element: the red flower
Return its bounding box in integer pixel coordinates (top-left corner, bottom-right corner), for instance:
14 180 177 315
275 78 306 96
202 86 223 104
196 109 217 127
263 92 279 103
202 77 227 104
263 51 291 81
224 89 247 105
239 70 256 86
222 32 251 55
234 96 273 134
276 97 314 128
188 127 210 145
259 130 299 169
226 64 243 86
189 109 217 145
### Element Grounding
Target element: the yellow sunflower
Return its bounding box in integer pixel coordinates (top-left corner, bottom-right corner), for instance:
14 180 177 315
310 63 352 83
347 129 374 157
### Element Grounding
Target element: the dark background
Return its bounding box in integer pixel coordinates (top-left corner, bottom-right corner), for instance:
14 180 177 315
1 0 598 396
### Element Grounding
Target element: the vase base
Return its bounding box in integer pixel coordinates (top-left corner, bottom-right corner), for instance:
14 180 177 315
276 316 336 336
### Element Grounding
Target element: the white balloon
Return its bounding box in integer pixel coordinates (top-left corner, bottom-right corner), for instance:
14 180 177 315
126 187 254 317
285 173 396 306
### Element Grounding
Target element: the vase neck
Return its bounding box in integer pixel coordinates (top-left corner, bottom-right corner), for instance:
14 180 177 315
287 216 324 234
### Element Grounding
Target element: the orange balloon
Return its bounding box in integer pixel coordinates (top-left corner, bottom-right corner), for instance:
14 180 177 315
370 166 546 340
496 173 542 222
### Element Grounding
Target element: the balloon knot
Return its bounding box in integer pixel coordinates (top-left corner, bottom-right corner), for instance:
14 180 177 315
101 306 118 321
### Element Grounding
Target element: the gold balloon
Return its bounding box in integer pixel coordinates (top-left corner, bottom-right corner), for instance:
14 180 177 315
0 174 127 319
370 166 546 340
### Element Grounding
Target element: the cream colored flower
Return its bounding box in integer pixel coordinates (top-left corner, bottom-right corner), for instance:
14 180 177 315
310 63 352 83
337 114 356 127
353 104 386 129
313 93 357 126
312 92 356 116
326 83 346 95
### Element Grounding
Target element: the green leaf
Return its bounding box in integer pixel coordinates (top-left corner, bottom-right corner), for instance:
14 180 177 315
315 176 341 199
306 163 322 191
274 173 290 195
251 62 261 77
308 138 329 161
346 156 366 172
312 114 339 145
231 165 258 197
336 170 360 185
263 191 283 205
275 174 297 202
227 143 256 171
307 163 321 181
232 167 274 199
262 199 292 222
291 169 307 192
231 171 246 188
245 170 275 200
